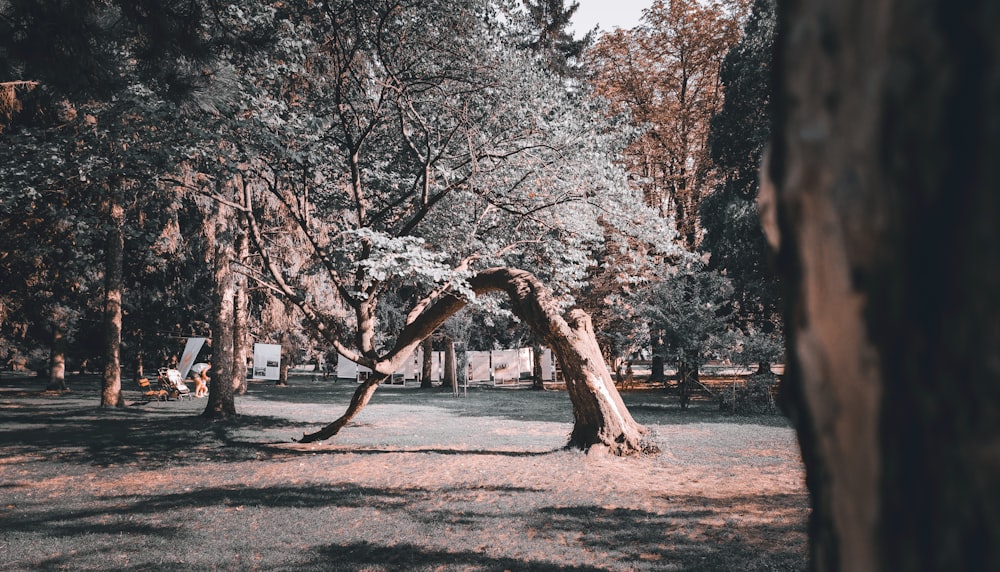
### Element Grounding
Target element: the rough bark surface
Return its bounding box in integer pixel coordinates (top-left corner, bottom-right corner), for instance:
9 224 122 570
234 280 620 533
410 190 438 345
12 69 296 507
443 337 457 393
100 193 124 407
203 210 237 419
232 221 250 396
299 376 384 442
299 268 648 455
46 325 67 391
772 0 1000 570
420 336 434 388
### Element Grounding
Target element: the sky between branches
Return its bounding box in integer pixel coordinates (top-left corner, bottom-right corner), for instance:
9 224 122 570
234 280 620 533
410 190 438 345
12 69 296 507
570 0 649 35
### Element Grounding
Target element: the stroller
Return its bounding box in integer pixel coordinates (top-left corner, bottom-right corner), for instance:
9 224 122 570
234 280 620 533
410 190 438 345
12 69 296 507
157 367 193 400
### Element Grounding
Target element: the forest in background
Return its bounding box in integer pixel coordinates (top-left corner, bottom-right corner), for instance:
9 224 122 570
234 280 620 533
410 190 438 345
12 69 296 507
0 0 779 416
5 0 1000 569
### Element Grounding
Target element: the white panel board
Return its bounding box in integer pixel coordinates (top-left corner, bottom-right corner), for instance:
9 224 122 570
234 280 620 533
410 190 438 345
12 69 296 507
541 348 555 381
518 348 533 377
492 349 519 381
468 351 492 382
177 337 207 380
253 343 282 381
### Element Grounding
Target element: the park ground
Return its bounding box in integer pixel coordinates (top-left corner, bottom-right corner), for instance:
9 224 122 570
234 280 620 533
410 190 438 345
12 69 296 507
0 374 808 571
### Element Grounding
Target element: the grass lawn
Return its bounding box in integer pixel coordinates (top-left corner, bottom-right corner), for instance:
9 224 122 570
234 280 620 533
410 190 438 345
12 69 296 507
0 374 807 571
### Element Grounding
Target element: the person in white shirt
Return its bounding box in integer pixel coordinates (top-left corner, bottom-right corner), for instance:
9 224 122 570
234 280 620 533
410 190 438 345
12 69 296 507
190 362 211 397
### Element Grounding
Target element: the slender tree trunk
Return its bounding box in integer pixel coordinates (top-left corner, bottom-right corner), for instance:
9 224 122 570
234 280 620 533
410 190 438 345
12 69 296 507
676 360 693 410
277 333 290 386
299 268 649 455
275 338 292 387
444 336 457 394
650 355 665 384
100 188 124 408
46 324 67 391
532 342 544 390
771 0 1000 569
232 220 250 395
420 335 434 388
203 203 236 419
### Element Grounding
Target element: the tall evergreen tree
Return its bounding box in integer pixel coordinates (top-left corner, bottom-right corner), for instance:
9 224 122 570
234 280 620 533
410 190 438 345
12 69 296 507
700 0 781 370
521 0 594 78
0 0 252 408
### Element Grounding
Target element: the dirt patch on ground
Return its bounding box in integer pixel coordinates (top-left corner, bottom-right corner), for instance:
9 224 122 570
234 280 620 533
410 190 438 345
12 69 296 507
0 375 808 571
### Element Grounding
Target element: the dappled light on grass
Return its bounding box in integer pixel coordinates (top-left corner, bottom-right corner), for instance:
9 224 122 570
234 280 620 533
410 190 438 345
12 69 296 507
1 376 806 571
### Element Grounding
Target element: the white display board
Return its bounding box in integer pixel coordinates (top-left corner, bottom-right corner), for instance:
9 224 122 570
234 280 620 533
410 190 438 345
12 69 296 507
253 343 282 381
431 351 444 382
519 348 534 378
540 348 555 381
336 358 371 380
400 350 421 380
468 351 492 382
177 337 207 380
491 349 519 381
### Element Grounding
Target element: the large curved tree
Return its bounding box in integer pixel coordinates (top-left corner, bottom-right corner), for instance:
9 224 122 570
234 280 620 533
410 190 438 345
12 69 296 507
237 0 661 454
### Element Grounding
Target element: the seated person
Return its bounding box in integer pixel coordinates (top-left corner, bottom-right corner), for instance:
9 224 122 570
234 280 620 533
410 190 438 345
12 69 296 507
190 362 211 397
157 367 191 398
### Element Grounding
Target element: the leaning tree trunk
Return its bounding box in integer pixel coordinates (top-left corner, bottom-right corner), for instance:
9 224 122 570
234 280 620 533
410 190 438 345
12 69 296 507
100 186 125 408
299 268 648 455
770 0 1000 570
299 374 387 441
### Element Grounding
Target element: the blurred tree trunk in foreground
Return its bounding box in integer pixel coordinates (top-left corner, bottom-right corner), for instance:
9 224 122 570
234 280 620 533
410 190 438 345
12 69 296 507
770 0 1000 570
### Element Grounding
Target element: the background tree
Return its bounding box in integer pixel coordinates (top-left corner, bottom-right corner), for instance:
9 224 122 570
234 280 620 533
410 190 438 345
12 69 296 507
520 0 594 79
588 0 745 248
234 0 659 455
770 0 1000 568
641 263 735 408
0 0 246 407
700 0 781 373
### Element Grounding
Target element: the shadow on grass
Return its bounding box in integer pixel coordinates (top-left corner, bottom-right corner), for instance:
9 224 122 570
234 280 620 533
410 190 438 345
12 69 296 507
4 479 807 571
532 495 808 571
311 541 608 571
0 374 790 472
0 401 303 468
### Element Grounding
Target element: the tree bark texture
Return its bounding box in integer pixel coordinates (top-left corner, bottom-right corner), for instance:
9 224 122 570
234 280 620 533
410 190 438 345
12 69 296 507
300 375 385 442
771 1 1000 570
232 220 250 395
203 208 237 419
420 335 434 388
444 337 457 393
46 325 67 391
532 342 544 390
299 268 648 455
100 190 124 407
